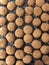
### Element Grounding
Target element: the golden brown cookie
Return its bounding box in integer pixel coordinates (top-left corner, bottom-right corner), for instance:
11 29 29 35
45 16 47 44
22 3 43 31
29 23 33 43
34 7 42 16
15 0 24 6
24 34 33 43
7 1 15 11
0 38 6 48
33 50 41 59
25 15 33 24
0 17 6 26
16 8 24 17
0 60 6 65
24 46 32 54
15 18 24 26
23 55 32 64
15 50 24 59
7 22 16 31
6 32 15 43
7 13 16 22
32 40 41 49
25 6 34 15
14 39 24 48
0 6 7 16
6 56 15 65
23 25 33 34
15 29 24 38
0 50 6 59
6 46 15 55
32 18 41 26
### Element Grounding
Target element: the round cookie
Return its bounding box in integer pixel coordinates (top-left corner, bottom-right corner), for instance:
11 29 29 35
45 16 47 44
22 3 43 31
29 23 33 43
16 60 24 65
25 6 34 15
15 29 24 38
24 34 33 43
0 17 6 26
6 32 15 43
7 1 15 11
32 18 41 26
36 0 45 6
34 7 42 16
34 60 44 65
14 39 24 48
15 50 24 59
24 46 32 54
7 13 16 22
15 0 24 6
0 27 7 36
28 0 35 6
15 18 24 26
6 46 15 55
6 56 15 65
0 6 7 16
40 45 49 54
23 55 32 64
32 40 41 49
25 15 33 24
0 38 6 48
33 29 41 38
41 33 49 43
0 60 6 65
23 25 33 34
16 8 24 17
41 23 49 31
33 50 41 59
0 50 6 59
7 22 16 31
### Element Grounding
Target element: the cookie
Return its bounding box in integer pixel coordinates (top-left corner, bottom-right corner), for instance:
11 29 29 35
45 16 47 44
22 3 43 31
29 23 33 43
0 60 6 65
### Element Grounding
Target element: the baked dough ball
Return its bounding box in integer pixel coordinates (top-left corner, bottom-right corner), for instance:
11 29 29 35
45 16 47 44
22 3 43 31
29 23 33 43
15 50 24 59
42 55 49 64
36 0 45 6
6 46 15 55
25 15 33 24
7 1 15 11
34 7 42 16
28 0 35 6
0 38 6 48
33 50 41 59
24 46 32 54
7 22 16 31
41 33 49 43
24 34 33 43
0 6 7 16
0 27 7 36
23 25 33 34
16 60 24 65
25 6 34 15
15 0 24 6
32 40 41 49
42 3 49 12
40 45 49 54
0 50 6 59
6 32 15 43
23 55 32 64
33 29 41 38
15 18 24 26
16 8 24 17
14 39 24 48
41 23 49 31
32 18 41 26
41 13 49 22
15 29 24 38
0 61 6 65
34 60 44 65
0 0 8 5
6 56 15 65
0 17 6 26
